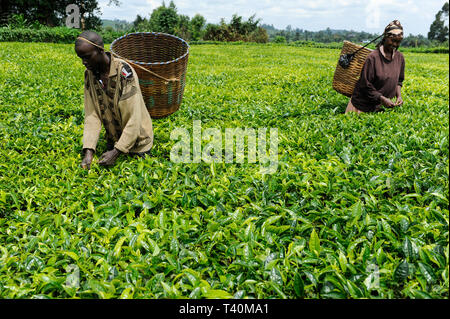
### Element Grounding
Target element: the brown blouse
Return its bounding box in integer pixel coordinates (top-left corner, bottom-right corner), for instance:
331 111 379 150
351 47 405 112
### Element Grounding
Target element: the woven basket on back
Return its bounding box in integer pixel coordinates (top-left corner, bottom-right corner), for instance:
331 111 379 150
333 41 372 97
111 32 189 119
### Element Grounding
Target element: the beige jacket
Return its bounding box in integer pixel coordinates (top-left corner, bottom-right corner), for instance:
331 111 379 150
83 53 153 154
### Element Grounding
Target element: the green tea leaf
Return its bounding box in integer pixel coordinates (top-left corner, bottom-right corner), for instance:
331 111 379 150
309 228 321 256
418 262 437 284
270 267 283 285
119 287 134 299
394 260 409 282
410 289 433 299
338 251 347 273
113 237 127 258
402 237 413 260
350 201 363 226
294 273 305 298
203 289 233 299
62 251 79 261
148 238 160 257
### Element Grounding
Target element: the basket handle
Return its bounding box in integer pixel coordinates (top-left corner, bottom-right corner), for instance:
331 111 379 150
77 37 180 84
338 33 384 68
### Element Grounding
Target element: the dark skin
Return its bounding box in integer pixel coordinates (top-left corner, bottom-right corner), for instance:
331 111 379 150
379 35 404 109
75 41 121 169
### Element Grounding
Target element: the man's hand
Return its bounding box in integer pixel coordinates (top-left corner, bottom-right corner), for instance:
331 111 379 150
81 149 94 170
380 96 395 108
98 148 121 166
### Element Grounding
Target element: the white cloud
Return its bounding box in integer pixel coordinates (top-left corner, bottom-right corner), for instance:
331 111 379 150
98 0 447 35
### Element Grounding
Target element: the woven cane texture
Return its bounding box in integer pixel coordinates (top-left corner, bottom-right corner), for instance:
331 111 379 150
111 32 189 118
333 41 372 97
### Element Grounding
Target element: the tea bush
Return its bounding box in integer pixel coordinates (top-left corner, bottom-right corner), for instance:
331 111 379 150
0 42 448 299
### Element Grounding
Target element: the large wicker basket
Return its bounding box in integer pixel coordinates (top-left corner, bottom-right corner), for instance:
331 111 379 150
333 41 372 97
111 32 189 118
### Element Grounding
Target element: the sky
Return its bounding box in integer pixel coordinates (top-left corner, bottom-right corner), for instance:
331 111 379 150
98 0 448 36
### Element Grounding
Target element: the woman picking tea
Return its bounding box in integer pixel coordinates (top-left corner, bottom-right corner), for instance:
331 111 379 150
346 20 405 113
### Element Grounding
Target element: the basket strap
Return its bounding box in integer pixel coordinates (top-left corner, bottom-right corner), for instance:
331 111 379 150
77 37 180 84
350 33 384 56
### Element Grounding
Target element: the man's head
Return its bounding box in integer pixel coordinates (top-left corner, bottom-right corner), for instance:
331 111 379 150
75 31 106 72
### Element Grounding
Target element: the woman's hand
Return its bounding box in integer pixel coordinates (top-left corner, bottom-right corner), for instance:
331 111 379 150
394 96 403 106
394 85 403 106
380 96 395 108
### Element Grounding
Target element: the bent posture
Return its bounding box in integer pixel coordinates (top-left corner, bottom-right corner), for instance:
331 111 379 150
346 20 405 113
75 31 153 169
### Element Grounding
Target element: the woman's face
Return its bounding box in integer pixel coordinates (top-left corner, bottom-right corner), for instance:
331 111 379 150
384 36 403 51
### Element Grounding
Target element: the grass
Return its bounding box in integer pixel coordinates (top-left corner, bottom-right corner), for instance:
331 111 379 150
0 42 448 299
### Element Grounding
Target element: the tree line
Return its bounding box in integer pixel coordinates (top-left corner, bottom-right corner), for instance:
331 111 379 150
0 0 121 30
131 1 268 43
1 0 448 46
108 0 450 46
263 25 379 44
263 2 448 47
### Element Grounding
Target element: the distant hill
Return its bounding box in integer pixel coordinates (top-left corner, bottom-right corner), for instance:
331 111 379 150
101 19 132 31
261 24 347 34
260 24 378 43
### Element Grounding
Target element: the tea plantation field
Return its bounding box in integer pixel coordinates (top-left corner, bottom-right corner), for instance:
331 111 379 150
0 42 448 299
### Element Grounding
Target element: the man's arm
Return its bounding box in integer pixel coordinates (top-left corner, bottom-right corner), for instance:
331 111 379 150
97 73 141 166
113 78 142 154
81 73 102 169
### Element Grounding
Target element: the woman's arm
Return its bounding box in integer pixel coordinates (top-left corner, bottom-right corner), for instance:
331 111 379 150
394 55 405 106
394 85 403 106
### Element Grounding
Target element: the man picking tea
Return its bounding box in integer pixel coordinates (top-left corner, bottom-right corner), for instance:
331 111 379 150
75 31 153 169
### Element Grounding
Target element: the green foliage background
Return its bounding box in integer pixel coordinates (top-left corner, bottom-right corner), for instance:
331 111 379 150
0 42 448 299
